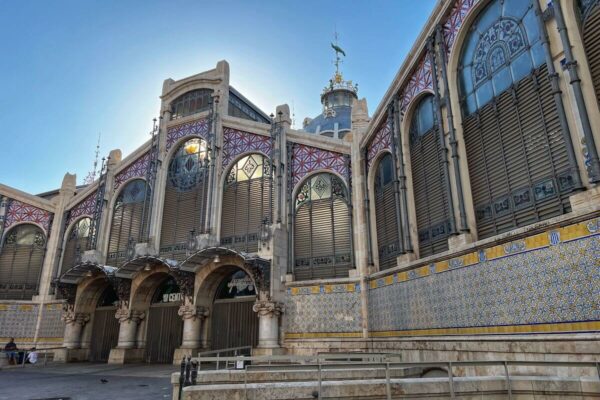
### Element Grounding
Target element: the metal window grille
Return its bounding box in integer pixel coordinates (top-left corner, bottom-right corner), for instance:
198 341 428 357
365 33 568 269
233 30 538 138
0 224 46 300
293 173 352 280
60 217 91 275
170 89 213 120
582 2 600 111
374 153 401 269
220 154 273 253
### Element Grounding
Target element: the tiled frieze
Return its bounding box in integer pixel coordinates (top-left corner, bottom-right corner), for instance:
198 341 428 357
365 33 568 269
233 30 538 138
368 218 600 336
114 152 150 190
366 122 392 170
166 118 209 151
4 199 52 234
291 143 349 188
66 192 96 226
443 0 480 52
284 283 362 338
222 127 272 171
398 52 433 113
0 303 39 341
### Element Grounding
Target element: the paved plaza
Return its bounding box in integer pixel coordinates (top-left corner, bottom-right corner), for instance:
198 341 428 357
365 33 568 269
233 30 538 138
0 363 175 400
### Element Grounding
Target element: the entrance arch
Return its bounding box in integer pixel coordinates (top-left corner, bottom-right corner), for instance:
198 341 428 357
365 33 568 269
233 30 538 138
88 285 119 362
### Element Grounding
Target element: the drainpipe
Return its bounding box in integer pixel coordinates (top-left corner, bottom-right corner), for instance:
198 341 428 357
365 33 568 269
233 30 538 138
393 97 414 253
531 1 585 191
428 38 457 235
552 0 600 183
388 104 406 254
435 25 470 231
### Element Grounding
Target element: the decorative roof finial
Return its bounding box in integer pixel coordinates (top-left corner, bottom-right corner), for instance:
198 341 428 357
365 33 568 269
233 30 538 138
331 27 346 81
83 133 101 185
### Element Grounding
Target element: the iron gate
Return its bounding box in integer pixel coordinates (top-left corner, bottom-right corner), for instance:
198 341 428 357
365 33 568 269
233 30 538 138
89 306 119 362
211 297 258 350
145 303 183 363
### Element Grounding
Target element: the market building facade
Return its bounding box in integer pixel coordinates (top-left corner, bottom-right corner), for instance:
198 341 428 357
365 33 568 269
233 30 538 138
1 0 599 364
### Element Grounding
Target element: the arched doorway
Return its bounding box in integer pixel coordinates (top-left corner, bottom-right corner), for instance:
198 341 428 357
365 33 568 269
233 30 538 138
145 276 183 363
210 269 258 350
89 285 119 362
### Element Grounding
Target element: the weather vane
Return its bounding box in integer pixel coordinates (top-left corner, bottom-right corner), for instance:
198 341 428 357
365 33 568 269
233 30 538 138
331 28 346 79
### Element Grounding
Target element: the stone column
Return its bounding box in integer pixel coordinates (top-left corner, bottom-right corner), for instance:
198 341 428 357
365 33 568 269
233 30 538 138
115 308 145 349
173 303 209 363
253 300 284 352
62 309 90 349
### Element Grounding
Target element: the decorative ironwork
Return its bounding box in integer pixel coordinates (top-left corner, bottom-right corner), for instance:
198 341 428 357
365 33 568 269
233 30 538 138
166 118 209 151
109 277 132 306
399 52 433 113
4 199 52 234
168 138 209 192
171 269 195 299
114 152 151 190
290 143 349 187
366 122 392 170
88 157 107 251
66 192 96 226
443 0 480 51
55 280 77 305
222 127 272 171
244 258 271 293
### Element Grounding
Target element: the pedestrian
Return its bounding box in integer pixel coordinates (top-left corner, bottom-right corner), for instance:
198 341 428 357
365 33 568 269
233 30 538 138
26 347 38 364
4 338 18 365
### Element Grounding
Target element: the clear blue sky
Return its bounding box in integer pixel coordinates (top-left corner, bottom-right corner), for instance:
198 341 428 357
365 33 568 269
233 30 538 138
0 0 436 194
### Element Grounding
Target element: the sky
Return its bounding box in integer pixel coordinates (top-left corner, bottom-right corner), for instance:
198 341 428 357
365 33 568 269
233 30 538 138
0 0 437 195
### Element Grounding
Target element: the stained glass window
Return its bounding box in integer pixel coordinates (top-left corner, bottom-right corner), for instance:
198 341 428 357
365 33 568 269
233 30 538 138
295 173 347 210
171 89 213 120
168 138 209 192
409 95 436 141
459 0 544 115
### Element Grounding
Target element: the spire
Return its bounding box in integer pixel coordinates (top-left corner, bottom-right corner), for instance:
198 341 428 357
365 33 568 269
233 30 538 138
83 133 101 185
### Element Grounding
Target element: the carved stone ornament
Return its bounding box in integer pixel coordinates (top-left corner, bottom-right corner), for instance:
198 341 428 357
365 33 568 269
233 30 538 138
245 259 271 293
178 304 209 321
115 308 145 324
252 300 284 317
61 310 90 326
110 277 132 305
171 269 195 299
55 280 77 305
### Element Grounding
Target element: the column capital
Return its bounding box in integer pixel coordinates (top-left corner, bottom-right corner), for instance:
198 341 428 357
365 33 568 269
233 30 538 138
252 300 284 317
178 304 209 321
115 308 145 324
62 310 90 326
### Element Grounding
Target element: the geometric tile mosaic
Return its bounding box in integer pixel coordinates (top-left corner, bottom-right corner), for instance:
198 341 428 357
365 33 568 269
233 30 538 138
284 283 362 334
368 234 600 334
114 151 150 190
166 118 209 151
66 191 96 226
4 199 52 234
222 127 272 172
38 303 65 339
0 303 39 340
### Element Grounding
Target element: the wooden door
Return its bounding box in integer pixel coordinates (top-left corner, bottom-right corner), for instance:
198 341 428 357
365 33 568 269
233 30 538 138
210 297 258 350
89 307 119 362
145 303 183 363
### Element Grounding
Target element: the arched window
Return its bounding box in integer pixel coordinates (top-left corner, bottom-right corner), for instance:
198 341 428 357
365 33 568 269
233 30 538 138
61 217 91 274
294 173 352 280
0 224 46 300
160 137 210 260
579 0 600 110
220 154 273 253
409 95 451 257
373 153 400 269
171 89 213 120
107 179 148 266
458 0 573 239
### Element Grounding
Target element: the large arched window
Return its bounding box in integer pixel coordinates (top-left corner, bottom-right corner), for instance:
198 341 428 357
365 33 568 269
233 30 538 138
373 153 400 269
0 224 46 300
220 154 273 253
409 95 451 257
107 179 148 266
458 0 573 239
61 217 91 274
579 0 600 111
294 173 352 280
160 137 210 260
170 89 213 120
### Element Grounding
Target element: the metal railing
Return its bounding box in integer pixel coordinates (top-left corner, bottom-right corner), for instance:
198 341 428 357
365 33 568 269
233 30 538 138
1 346 66 368
178 355 600 400
197 345 252 370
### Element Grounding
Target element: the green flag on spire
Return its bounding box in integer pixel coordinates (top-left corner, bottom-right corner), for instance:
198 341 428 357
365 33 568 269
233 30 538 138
331 43 346 57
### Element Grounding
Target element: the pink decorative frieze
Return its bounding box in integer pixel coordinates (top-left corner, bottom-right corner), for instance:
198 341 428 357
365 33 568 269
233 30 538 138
4 199 52 233
114 152 150 190
367 122 392 170
66 192 96 226
443 0 480 52
399 53 433 113
222 127 272 171
291 143 348 187
166 118 209 151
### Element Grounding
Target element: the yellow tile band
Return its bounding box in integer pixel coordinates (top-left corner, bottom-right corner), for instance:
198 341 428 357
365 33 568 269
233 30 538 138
285 332 363 339
369 321 600 337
